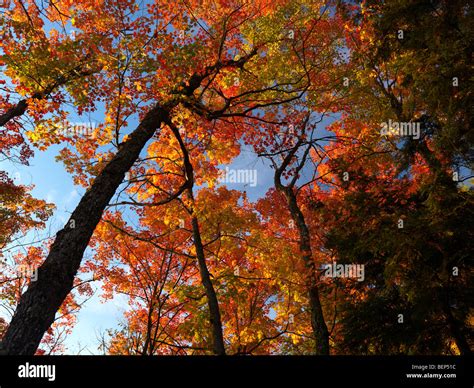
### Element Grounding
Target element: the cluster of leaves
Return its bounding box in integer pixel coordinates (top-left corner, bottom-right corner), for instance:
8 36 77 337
0 246 93 354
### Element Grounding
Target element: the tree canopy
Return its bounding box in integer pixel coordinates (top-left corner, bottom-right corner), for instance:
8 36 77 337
0 0 472 355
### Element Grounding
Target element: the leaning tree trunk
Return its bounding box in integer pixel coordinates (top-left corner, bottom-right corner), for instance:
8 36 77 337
284 189 330 355
1 102 174 355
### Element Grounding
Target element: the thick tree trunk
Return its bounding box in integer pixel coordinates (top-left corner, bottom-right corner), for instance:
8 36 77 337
1 102 173 355
284 189 330 355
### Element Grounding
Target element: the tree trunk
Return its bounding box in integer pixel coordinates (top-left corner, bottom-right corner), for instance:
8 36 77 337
441 292 472 355
191 215 226 355
167 116 226 355
1 102 173 355
284 189 330 355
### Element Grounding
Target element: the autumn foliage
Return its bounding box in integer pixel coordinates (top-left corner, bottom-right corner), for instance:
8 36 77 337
0 0 472 355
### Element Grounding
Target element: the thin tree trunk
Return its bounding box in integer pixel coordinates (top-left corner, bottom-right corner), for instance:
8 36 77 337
142 281 159 356
166 116 226 355
190 215 226 355
284 189 330 355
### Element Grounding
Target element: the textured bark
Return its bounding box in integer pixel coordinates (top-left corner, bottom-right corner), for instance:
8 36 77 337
1 102 174 355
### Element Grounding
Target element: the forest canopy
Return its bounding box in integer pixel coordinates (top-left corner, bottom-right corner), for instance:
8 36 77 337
0 0 472 356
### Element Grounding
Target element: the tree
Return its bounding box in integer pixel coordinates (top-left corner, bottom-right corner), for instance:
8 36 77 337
257 114 330 354
88 211 196 355
315 0 474 354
